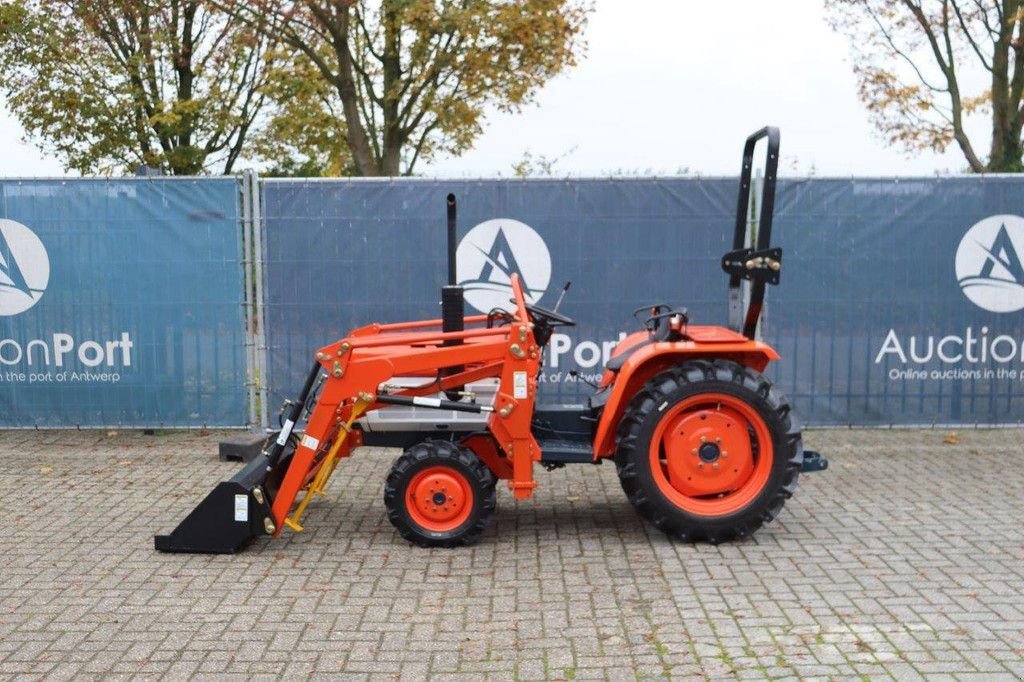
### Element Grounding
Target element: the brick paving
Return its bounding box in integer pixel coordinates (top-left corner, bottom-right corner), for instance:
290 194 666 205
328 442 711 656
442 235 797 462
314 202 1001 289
0 428 1023 680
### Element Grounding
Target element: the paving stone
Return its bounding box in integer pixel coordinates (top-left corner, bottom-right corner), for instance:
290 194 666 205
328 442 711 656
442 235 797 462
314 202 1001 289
0 428 1022 678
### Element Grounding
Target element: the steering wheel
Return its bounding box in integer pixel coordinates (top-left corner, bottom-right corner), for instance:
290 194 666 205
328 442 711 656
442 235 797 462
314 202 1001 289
525 302 576 326
509 274 576 326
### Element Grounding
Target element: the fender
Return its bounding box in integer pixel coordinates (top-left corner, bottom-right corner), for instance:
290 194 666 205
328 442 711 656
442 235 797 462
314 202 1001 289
591 327 780 459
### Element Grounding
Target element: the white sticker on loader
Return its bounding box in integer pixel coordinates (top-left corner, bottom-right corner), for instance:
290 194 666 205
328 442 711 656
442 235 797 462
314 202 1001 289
276 419 295 445
234 494 249 522
301 434 320 451
513 371 528 399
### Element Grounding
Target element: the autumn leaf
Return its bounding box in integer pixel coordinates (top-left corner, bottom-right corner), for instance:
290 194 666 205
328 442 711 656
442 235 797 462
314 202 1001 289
826 0 1022 172
234 0 590 176
0 0 280 175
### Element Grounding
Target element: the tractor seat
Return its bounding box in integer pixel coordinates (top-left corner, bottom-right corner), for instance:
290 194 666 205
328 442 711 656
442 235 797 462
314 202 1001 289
606 306 688 372
604 337 653 373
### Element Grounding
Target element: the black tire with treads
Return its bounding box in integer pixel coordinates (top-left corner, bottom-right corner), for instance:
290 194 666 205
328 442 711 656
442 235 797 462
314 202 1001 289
614 359 803 543
384 440 497 548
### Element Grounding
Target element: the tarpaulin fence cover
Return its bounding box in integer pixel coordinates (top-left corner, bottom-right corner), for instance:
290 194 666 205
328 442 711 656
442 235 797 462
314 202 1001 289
262 177 1024 426
0 178 247 427
772 176 1024 425
261 178 735 415
5 175 1020 428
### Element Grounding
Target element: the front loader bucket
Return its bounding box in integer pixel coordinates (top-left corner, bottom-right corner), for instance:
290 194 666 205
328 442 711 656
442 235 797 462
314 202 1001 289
155 456 273 554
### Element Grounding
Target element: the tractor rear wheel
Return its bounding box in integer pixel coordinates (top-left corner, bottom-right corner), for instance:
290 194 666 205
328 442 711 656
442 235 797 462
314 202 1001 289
614 359 802 543
384 440 497 547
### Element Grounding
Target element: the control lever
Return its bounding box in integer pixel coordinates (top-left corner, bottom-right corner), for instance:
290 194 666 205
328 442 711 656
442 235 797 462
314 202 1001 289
553 281 572 313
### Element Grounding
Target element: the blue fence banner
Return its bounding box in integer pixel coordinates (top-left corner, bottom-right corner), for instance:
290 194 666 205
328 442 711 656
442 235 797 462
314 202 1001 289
772 177 1024 425
0 178 247 427
262 177 751 411
262 177 1024 427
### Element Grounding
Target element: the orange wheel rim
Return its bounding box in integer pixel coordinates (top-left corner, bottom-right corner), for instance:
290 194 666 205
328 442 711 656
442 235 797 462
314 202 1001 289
406 466 474 532
648 393 774 516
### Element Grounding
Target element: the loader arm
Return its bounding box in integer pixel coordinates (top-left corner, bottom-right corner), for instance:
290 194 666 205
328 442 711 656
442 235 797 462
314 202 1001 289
155 275 543 553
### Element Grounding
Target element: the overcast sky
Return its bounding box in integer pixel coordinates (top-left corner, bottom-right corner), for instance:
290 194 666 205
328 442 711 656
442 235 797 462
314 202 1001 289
0 0 978 178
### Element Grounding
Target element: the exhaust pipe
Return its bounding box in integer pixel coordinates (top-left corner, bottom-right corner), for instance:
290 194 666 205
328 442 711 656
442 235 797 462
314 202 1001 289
442 194 464 400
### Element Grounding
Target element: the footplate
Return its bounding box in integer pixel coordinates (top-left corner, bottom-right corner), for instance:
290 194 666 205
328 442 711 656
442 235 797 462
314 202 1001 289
800 450 828 473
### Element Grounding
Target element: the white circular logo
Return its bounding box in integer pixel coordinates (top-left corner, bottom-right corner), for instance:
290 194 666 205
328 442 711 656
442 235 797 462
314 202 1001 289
456 218 552 314
0 219 50 316
955 214 1024 313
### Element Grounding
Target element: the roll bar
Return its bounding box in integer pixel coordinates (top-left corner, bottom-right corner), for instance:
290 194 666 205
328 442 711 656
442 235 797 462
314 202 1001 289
722 126 782 339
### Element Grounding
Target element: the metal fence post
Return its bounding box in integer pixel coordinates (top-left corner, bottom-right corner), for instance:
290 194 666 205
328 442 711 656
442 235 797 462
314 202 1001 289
240 171 258 428
251 174 270 429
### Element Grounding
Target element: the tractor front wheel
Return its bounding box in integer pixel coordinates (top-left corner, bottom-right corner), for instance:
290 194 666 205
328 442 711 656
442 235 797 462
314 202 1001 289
384 440 497 547
615 360 802 543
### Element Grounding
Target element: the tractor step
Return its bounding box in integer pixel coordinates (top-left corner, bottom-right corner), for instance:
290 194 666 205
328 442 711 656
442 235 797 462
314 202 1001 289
801 450 828 473
538 438 593 463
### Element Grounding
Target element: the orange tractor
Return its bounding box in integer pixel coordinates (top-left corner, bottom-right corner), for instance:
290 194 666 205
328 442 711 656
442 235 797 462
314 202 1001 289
156 127 826 553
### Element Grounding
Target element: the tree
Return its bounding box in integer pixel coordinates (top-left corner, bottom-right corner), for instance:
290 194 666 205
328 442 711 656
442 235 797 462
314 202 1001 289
251 50 356 176
827 0 1024 172
0 1 277 175
234 0 589 176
